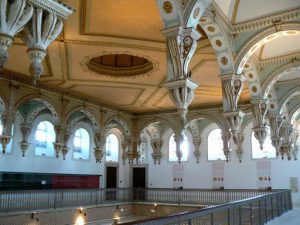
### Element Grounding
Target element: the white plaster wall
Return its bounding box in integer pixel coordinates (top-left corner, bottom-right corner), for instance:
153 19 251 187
0 115 128 188
147 122 300 207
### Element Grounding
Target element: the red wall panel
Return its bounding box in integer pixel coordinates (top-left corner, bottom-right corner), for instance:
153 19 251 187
52 175 99 189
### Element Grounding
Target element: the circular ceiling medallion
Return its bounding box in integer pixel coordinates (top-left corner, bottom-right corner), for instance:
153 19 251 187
163 1 172 14
81 52 158 79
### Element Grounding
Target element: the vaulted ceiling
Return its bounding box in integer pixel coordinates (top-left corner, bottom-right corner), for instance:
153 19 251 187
3 0 300 114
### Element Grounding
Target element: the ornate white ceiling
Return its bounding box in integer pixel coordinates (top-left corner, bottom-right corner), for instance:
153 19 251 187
3 0 300 114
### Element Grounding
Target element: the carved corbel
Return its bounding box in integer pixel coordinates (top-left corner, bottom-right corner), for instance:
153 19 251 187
93 132 105 163
292 130 299 160
125 137 140 164
19 123 32 156
174 133 184 163
233 133 244 162
192 137 201 163
151 140 163 165
279 124 293 160
60 130 71 160
0 135 11 155
53 125 63 159
53 142 64 159
163 26 200 129
21 8 63 84
121 139 128 165
269 114 284 156
251 99 269 150
221 74 246 138
221 130 231 162
0 0 33 68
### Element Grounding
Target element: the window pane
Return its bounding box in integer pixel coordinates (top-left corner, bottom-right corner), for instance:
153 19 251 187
208 129 226 161
105 134 119 162
35 121 55 157
252 127 276 159
73 128 90 160
169 133 188 162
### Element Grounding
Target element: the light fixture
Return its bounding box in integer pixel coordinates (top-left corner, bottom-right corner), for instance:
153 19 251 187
75 208 86 225
31 212 39 221
75 215 85 225
113 205 122 224
151 203 158 213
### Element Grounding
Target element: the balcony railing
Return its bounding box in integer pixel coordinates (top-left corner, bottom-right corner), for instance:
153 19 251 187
0 188 289 215
121 190 292 225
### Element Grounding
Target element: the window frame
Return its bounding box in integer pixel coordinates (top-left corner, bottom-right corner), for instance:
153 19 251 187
207 128 226 161
34 120 56 158
105 132 120 163
72 126 91 161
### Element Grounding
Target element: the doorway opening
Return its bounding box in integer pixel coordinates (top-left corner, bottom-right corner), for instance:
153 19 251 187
106 166 117 200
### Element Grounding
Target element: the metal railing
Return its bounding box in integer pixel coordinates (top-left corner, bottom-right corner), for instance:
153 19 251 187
0 188 289 215
121 190 292 225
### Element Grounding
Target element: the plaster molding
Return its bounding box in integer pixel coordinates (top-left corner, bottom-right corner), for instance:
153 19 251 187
80 51 159 80
275 79 300 88
28 0 75 21
232 7 300 34
260 52 300 69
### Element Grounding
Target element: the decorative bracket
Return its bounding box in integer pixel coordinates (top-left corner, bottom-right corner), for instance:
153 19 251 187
269 114 284 156
251 99 269 149
0 135 11 155
221 74 246 138
192 137 202 163
233 133 244 162
53 142 64 159
0 0 33 68
20 123 32 156
279 124 294 160
162 26 200 129
151 140 163 165
221 130 231 162
93 132 105 163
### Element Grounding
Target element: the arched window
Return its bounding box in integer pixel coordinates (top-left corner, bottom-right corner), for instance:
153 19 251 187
169 133 188 162
252 127 276 159
208 129 226 161
73 128 90 160
105 134 119 162
35 121 55 157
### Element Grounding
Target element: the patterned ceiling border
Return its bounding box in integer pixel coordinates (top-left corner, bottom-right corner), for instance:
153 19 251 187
80 51 159 80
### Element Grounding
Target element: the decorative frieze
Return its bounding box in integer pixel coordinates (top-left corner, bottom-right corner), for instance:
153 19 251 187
232 8 300 34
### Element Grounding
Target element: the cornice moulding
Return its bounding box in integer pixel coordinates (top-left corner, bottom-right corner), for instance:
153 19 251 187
275 79 300 88
28 0 74 20
0 70 135 116
232 7 300 34
260 52 300 69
